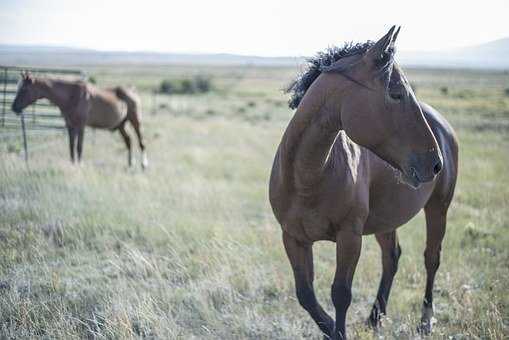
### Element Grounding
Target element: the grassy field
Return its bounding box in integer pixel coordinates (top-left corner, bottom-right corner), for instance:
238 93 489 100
0 64 508 339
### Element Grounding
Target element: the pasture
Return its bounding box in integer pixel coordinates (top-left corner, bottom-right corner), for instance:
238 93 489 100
0 65 508 339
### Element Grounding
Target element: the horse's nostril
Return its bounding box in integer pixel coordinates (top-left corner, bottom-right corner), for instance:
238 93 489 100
433 161 442 175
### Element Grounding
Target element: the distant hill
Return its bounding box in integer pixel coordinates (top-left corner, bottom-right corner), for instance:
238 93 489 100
398 38 509 69
0 45 303 67
1 38 508 69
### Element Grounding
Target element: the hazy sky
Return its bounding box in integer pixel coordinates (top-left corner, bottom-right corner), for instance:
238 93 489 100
1 0 508 56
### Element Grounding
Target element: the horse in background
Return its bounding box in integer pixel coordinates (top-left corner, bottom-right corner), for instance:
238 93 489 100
12 72 148 168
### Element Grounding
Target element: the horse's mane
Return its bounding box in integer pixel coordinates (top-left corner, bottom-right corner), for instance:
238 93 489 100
286 41 375 109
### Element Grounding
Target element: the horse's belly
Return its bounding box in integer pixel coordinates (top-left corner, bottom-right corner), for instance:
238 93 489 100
86 97 126 129
363 181 434 234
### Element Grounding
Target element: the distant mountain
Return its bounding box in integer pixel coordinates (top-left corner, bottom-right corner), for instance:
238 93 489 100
0 44 302 67
398 38 509 69
1 38 508 69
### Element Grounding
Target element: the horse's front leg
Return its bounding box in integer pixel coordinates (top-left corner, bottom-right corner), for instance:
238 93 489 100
331 229 362 340
67 126 77 163
76 127 85 163
283 231 335 339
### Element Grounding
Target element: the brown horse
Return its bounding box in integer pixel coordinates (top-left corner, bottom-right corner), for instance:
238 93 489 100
269 26 458 340
12 72 147 168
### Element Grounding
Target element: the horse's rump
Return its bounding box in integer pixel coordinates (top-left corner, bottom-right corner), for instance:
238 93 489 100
114 86 141 121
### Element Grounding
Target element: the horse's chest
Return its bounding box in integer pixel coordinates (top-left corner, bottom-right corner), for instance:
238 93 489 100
282 189 362 243
282 205 336 242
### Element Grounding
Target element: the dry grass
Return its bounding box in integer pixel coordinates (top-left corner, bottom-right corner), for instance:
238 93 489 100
0 65 508 339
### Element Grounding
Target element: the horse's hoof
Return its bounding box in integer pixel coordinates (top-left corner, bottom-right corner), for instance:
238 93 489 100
418 303 436 335
417 317 436 336
366 309 382 330
366 314 381 329
141 153 148 170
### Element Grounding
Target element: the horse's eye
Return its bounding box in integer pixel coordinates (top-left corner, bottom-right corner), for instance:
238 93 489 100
390 92 403 101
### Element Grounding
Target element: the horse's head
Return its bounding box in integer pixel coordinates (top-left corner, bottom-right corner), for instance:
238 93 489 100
12 72 41 114
323 26 442 188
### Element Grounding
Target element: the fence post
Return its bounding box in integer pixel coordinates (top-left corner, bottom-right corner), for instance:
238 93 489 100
20 112 28 163
2 68 6 127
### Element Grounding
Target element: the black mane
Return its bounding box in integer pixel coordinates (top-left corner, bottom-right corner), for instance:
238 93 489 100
286 41 375 109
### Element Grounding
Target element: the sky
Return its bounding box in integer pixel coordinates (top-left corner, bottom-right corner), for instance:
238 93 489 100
0 0 508 56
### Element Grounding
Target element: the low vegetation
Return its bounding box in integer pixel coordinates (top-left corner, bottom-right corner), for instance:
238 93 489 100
0 65 508 339
159 75 213 95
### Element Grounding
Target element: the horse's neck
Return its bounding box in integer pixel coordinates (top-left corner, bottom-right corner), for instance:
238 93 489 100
280 78 344 187
36 79 72 112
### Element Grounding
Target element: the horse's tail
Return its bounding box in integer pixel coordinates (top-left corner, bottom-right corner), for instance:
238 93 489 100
114 86 141 121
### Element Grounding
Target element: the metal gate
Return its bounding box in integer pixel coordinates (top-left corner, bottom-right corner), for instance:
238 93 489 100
0 66 86 162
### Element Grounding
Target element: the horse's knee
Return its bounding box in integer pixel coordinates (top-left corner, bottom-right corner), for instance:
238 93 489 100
424 247 441 273
331 281 352 310
390 244 402 273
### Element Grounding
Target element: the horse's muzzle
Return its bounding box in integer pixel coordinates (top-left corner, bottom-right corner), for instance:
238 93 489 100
11 103 22 114
403 150 443 188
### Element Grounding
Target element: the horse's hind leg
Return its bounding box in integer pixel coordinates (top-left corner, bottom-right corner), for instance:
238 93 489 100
129 116 147 169
419 203 448 334
367 230 401 328
283 231 335 339
118 123 133 167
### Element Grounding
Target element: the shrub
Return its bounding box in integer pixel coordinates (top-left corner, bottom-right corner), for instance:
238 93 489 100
440 86 448 95
180 79 195 94
194 76 212 93
158 76 213 95
160 80 174 94
456 89 475 99
504 88 509 97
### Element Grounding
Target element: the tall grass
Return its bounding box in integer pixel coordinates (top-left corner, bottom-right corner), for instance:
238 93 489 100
0 66 508 339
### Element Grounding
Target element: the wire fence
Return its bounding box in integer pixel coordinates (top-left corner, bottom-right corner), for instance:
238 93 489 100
0 65 86 162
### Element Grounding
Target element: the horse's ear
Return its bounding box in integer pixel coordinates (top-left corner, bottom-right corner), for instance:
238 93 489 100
23 71 34 84
391 26 401 47
364 26 398 64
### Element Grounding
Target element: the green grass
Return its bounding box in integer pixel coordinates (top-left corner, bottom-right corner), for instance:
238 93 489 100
0 65 508 339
